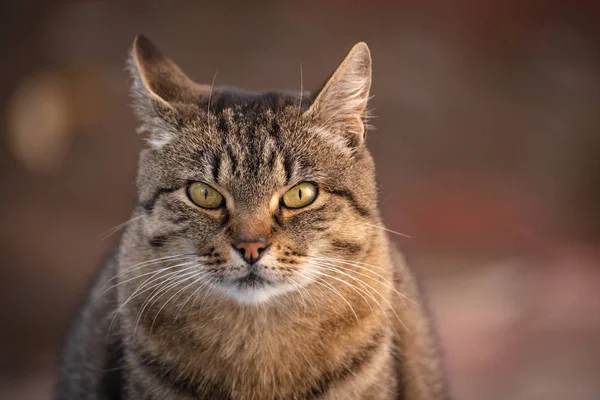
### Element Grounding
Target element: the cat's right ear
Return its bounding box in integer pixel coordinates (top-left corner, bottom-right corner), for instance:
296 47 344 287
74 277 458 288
128 35 209 148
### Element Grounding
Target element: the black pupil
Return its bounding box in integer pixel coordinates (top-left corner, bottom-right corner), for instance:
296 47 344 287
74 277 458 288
298 188 302 200
203 189 208 200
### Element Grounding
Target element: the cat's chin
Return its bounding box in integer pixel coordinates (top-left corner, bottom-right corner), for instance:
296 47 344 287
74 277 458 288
217 279 300 305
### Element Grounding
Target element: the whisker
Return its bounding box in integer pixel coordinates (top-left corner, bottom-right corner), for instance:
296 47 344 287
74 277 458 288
187 275 219 320
95 256 196 302
318 261 409 333
304 267 378 325
310 262 406 333
108 262 196 326
150 271 207 332
174 274 211 320
133 267 201 335
308 256 415 305
290 279 309 310
362 222 412 238
294 277 318 312
312 262 414 325
308 255 390 289
207 69 218 135
294 63 304 132
300 270 359 323
99 215 144 240
298 270 329 304
100 253 196 292
106 261 197 337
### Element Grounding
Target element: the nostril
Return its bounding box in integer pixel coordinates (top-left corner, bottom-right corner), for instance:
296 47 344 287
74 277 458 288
233 241 270 264
232 245 246 258
256 243 267 254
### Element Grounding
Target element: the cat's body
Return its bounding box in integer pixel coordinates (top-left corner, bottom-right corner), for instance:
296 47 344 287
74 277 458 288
55 36 449 400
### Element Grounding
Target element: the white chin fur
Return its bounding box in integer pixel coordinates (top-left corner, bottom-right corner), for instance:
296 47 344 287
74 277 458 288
218 282 299 305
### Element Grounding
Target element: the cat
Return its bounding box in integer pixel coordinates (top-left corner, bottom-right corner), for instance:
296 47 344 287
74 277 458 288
54 35 450 400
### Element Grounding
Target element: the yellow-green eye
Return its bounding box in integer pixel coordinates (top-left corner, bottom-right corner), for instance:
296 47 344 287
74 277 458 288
186 182 223 209
282 182 318 209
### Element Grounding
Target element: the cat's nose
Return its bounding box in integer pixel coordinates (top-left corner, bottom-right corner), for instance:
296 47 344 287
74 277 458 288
233 235 269 265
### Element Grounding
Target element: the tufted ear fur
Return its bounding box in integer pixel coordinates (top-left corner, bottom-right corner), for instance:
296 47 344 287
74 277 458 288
305 42 372 147
127 34 210 148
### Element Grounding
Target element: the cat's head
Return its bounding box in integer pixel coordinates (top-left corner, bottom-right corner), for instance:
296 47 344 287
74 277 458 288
125 35 383 304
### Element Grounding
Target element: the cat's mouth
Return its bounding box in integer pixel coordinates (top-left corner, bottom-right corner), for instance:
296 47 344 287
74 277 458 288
212 262 302 304
233 269 273 288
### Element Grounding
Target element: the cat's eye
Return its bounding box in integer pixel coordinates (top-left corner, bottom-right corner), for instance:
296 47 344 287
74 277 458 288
186 182 224 209
282 182 318 209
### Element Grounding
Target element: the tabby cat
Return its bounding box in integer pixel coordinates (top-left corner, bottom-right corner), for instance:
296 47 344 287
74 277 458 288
55 35 449 400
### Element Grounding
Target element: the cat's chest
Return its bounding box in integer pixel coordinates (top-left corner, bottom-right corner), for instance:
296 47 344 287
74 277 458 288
135 316 364 398
127 323 394 400
155 318 321 371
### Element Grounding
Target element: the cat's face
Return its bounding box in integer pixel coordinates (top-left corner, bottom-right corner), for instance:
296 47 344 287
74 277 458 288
126 36 379 304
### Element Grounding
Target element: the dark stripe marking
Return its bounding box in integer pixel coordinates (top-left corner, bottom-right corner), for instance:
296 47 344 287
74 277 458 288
217 113 229 134
326 189 370 217
141 187 179 211
148 236 167 248
330 239 363 255
134 349 232 400
219 212 231 229
299 204 329 220
286 204 330 228
266 149 278 172
226 145 238 176
273 210 284 228
283 155 294 184
304 327 386 398
212 153 222 183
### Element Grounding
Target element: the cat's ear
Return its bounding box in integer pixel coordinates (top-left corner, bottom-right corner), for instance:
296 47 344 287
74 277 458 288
128 35 209 148
129 34 208 106
305 42 372 147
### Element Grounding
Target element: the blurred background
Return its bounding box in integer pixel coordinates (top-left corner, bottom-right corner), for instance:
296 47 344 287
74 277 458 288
1 0 600 399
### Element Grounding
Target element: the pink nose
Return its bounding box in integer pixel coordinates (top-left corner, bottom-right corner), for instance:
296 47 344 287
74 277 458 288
233 236 268 264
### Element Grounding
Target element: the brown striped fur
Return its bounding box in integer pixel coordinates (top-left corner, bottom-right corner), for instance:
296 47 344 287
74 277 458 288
55 35 450 400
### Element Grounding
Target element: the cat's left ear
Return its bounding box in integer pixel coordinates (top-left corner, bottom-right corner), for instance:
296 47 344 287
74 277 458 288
128 35 210 148
129 34 209 107
305 42 372 147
